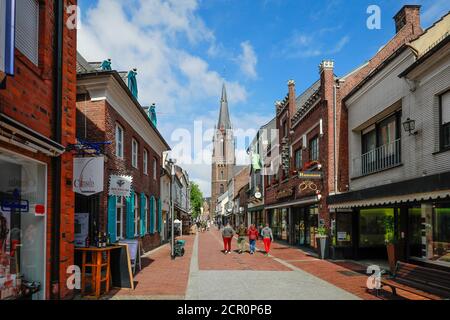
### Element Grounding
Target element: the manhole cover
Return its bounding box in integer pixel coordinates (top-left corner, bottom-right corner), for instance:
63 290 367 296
338 270 363 277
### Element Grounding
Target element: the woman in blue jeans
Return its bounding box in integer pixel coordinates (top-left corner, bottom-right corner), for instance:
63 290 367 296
247 224 259 254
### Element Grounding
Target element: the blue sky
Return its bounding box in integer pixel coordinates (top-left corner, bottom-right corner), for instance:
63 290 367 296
77 0 449 196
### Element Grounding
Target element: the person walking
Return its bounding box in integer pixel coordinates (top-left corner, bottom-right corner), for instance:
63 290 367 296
222 223 235 254
236 224 248 254
261 224 274 256
247 224 259 255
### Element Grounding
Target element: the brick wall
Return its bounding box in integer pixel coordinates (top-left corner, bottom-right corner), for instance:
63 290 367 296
76 96 162 252
0 0 77 300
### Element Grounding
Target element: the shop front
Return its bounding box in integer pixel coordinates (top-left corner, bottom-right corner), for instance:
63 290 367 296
328 174 450 270
291 205 319 248
0 149 47 300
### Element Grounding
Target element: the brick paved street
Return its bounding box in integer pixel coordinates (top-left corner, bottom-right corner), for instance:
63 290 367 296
101 228 431 300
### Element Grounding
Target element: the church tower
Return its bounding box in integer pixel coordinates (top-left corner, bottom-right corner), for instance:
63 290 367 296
211 84 235 214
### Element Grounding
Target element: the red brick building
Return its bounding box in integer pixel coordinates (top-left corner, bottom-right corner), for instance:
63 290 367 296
264 5 423 254
0 0 77 300
76 54 170 253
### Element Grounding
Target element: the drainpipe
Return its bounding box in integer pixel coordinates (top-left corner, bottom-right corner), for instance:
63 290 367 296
333 84 338 195
51 0 64 300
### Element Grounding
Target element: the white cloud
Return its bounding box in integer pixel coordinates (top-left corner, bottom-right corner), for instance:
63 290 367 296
237 41 258 79
77 0 251 197
77 0 248 114
275 28 349 59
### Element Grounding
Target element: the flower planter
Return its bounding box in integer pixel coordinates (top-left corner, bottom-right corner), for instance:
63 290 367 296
316 236 329 260
386 243 397 274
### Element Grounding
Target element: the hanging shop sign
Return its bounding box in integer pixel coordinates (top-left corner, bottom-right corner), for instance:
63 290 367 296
109 175 133 198
73 157 104 196
298 181 321 194
276 188 293 200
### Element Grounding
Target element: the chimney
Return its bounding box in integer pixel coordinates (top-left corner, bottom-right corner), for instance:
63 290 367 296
393 5 421 34
287 79 296 121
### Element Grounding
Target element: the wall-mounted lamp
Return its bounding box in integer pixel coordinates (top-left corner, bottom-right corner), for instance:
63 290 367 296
402 118 418 136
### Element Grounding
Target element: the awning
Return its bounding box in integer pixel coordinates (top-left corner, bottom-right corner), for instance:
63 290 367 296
0 113 65 156
329 190 450 209
248 205 264 212
265 196 319 210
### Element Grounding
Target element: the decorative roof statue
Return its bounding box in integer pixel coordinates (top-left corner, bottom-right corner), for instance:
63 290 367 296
127 68 138 99
149 103 157 127
100 58 112 71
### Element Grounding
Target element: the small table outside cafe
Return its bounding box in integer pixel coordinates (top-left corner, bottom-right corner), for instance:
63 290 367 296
75 246 122 299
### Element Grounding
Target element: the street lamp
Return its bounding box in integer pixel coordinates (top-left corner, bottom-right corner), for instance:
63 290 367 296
403 118 417 136
165 157 177 259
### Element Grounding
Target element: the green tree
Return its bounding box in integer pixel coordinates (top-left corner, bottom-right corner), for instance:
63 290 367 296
190 182 203 219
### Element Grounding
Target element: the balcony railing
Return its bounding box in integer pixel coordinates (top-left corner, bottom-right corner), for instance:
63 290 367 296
352 139 401 178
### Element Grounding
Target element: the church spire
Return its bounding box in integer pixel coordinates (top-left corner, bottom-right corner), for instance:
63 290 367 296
218 83 231 130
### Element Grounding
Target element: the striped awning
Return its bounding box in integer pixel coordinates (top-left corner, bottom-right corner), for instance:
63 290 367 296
329 190 450 210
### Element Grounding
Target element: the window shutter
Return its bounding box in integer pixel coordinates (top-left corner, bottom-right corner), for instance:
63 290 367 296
15 0 39 66
107 196 117 243
126 193 134 239
140 193 146 237
150 196 155 234
158 198 162 233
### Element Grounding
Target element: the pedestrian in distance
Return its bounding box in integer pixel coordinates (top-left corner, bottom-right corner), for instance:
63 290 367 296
261 224 274 256
258 224 263 240
236 224 248 254
247 224 259 255
222 223 235 254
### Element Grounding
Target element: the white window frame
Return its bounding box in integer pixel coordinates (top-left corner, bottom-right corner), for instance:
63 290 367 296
153 158 157 180
134 192 140 236
115 123 124 159
143 149 148 175
132 138 139 169
116 196 124 239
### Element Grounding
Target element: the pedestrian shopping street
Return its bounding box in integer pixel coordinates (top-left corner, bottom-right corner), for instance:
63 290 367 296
102 228 427 301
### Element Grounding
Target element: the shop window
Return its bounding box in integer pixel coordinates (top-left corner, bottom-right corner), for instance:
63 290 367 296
408 207 422 258
441 91 450 150
143 149 148 175
132 139 138 169
432 206 450 264
295 149 303 169
134 193 139 236
309 136 319 162
115 124 124 159
116 196 124 239
15 0 39 66
359 208 395 247
335 212 352 247
153 158 157 181
0 150 47 300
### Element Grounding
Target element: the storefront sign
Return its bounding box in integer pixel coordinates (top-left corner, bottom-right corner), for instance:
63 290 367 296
276 188 293 200
73 157 104 196
0 189 29 213
298 171 323 180
109 175 133 198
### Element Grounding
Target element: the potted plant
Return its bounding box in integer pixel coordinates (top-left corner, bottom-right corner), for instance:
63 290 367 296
316 226 329 260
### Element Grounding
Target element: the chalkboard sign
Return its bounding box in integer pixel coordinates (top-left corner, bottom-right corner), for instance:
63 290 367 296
110 245 134 289
119 239 141 275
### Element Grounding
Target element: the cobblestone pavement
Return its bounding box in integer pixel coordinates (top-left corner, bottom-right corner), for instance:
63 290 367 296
102 229 422 300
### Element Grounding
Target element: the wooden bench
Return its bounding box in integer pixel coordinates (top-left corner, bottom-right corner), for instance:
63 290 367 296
379 261 450 300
